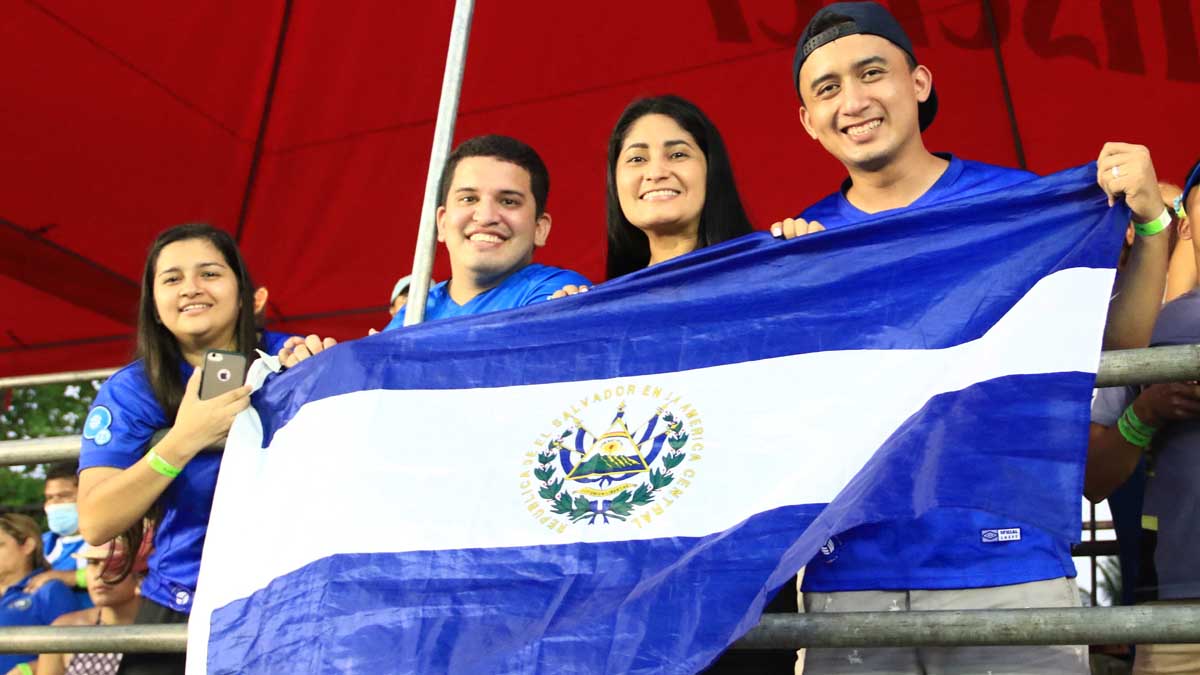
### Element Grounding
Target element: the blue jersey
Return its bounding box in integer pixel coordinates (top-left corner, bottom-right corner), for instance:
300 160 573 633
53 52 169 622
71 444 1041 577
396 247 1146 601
383 263 590 330
42 532 86 572
78 332 294 613
0 572 79 672
798 156 1077 592
801 154 1033 228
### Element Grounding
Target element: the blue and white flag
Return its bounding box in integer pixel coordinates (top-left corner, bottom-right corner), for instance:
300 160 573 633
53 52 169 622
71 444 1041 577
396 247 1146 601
187 165 1125 674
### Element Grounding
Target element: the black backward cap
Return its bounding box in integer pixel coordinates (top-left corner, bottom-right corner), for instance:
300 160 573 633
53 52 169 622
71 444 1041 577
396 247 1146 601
793 1 938 131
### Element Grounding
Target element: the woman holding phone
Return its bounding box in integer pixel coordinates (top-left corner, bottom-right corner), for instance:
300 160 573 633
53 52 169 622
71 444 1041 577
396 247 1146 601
77 223 289 674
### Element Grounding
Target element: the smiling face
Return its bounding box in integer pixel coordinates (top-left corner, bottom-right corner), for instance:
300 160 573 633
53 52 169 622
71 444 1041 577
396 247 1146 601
798 34 931 173
615 114 708 238
436 156 551 291
152 238 241 352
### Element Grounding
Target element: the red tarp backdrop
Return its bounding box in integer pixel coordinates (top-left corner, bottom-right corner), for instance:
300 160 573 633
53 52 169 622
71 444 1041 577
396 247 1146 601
3 0 1198 376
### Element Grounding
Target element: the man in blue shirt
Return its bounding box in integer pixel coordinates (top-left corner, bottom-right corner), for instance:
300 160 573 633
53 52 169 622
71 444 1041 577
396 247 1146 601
24 463 91 609
771 2 1172 673
281 135 589 365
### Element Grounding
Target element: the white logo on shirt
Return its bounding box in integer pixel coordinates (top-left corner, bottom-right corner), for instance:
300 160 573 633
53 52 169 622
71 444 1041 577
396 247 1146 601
980 527 1022 543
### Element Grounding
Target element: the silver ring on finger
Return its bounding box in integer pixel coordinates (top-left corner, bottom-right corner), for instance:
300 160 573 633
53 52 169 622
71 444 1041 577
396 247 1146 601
1112 165 1120 179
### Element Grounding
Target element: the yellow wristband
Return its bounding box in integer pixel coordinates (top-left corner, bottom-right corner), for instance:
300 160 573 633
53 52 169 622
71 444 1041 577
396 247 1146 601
76 567 87 588
18 662 34 675
146 449 182 478
1133 206 1171 237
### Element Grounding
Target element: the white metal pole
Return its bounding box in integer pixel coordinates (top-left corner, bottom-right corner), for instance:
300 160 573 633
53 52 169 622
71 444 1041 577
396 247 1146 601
404 0 476 326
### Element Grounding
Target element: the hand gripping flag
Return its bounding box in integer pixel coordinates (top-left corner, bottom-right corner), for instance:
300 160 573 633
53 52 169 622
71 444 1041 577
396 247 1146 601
187 165 1126 674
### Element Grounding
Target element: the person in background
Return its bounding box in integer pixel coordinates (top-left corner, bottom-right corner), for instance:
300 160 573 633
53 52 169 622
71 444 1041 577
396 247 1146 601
389 275 415 316
24 463 90 608
76 223 293 675
1 513 79 675
1087 158 1200 675
280 135 590 366
551 94 754 301
35 538 143 675
1162 182 1194 302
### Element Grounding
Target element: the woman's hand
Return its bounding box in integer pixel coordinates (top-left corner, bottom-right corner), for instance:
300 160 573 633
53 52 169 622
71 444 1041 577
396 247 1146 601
770 218 825 239
278 334 338 368
163 368 251 461
549 284 589 299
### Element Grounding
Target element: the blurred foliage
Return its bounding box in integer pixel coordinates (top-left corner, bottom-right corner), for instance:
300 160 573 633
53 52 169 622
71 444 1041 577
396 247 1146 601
2 379 99 517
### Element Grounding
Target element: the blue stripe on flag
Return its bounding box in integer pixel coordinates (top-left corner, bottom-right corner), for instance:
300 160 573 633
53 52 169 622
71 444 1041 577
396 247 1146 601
211 372 1090 674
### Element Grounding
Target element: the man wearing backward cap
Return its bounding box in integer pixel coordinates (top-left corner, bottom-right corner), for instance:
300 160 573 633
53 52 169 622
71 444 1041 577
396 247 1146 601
771 2 1174 673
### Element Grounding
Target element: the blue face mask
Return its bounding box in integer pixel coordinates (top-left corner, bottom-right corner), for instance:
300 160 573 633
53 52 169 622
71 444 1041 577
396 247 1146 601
45 503 79 536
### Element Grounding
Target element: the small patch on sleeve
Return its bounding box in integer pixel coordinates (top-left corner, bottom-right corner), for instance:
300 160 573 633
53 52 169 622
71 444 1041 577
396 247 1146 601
83 405 114 446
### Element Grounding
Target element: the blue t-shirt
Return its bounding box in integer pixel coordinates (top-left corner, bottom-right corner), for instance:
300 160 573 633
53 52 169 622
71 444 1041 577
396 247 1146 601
77 332 293 613
0 572 80 672
42 532 86 572
383 263 590 330
798 156 1078 592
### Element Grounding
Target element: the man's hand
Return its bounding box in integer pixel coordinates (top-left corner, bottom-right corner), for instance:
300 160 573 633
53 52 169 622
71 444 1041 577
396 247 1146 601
278 334 338 368
1096 143 1165 224
1131 382 1200 429
24 569 76 593
549 285 589 299
770 218 825 239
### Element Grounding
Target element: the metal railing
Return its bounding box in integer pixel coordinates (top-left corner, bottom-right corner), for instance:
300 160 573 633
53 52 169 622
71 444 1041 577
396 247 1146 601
4 606 1200 654
2 345 1198 655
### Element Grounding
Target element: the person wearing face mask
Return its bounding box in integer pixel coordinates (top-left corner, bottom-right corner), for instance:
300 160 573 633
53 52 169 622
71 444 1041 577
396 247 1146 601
23 463 91 607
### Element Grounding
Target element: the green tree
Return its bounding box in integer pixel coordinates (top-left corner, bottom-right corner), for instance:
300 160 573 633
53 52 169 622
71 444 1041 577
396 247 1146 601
1 379 101 515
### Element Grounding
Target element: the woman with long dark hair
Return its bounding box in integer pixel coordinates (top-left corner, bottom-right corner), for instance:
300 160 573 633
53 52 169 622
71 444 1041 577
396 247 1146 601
76 223 290 674
605 95 755 279
551 95 754 299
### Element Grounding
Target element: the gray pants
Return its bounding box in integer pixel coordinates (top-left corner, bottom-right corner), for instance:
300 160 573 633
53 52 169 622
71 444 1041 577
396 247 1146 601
800 577 1089 675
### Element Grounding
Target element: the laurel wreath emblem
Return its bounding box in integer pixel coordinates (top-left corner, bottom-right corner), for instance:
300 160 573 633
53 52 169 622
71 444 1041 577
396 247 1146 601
535 412 689 524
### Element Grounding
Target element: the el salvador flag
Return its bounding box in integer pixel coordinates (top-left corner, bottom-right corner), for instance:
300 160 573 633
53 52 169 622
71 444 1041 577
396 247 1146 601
187 165 1125 674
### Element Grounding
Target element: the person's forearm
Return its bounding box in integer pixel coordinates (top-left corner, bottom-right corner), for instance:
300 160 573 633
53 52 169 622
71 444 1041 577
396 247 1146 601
78 433 195 543
1084 423 1144 502
1104 230 1169 349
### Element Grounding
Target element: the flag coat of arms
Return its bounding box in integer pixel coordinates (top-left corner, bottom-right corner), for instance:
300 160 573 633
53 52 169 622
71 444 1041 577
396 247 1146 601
187 165 1125 674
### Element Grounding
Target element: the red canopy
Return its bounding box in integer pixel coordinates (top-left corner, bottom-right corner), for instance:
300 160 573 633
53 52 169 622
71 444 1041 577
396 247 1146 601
4 0 1198 376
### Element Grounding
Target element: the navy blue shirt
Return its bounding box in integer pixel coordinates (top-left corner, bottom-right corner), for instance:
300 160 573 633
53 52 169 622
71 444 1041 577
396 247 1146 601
0 572 79 672
384 263 590 330
797 156 1079 592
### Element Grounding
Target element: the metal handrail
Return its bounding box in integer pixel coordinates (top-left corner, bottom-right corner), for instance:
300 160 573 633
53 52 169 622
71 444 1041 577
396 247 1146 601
3 606 1200 654
0 368 118 389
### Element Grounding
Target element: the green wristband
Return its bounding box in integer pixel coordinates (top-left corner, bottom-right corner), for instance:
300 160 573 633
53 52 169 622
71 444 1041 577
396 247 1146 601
76 567 87 589
1117 410 1153 448
1133 206 1171 237
1123 404 1158 438
146 449 182 478
18 662 33 675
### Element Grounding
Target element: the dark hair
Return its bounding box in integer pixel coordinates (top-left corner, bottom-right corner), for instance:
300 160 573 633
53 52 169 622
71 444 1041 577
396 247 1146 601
136 224 258 422
0 513 49 572
45 462 79 483
437 135 550 216
605 95 754 280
